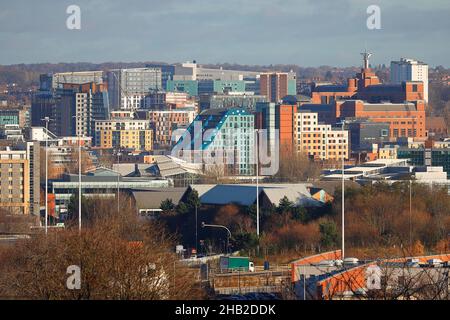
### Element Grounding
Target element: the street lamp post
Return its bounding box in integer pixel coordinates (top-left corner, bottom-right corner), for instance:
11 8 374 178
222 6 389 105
73 115 82 233
255 129 259 237
202 222 232 254
78 127 82 233
195 205 198 254
409 179 412 249
341 120 346 260
116 149 121 214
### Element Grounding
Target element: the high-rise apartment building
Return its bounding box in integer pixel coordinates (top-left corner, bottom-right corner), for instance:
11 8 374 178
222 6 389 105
147 108 197 147
62 82 110 138
255 102 296 156
391 58 428 103
173 109 255 175
0 142 40 215
260 72 297 103
107 68 163 110
32 81 109 139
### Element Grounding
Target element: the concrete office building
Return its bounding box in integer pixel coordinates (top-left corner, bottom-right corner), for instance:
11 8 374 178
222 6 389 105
199 93 267 111
391 58 428 103
167 79 252 97
0 142 40 215
145 64 176 90
346 120 390 152
107 68 163 110
173 61 259 81
48 71 104 89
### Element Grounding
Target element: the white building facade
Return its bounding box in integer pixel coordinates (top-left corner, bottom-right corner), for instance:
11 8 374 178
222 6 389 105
391 58 428 103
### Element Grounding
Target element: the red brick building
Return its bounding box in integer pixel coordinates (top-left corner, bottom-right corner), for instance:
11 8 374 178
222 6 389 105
260 73 289 103
339 100 426 139
308 53 427 140
311 67 424 105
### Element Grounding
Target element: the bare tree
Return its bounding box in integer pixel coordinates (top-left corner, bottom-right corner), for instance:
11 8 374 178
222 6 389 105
0 197 206 300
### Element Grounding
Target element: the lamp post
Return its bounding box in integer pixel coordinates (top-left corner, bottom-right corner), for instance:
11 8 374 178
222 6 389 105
72 115 82 233
78 127 82 233
202 222 232 254
195 205 198 254
409 179 412 249
41 117 52 235
116 149 122 214
255 129 259 237
341 120 346 260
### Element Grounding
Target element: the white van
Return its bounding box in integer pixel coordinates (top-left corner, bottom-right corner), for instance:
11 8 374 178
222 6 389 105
427 259 443 267
343 257 359 266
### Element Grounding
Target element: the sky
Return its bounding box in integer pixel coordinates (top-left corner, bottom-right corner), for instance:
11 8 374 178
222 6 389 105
0 0 449 67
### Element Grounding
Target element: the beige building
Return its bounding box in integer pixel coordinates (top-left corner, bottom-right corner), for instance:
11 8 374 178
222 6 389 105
0 142 40 215
94 119 153 151
295 111 348 161
378 146 398 159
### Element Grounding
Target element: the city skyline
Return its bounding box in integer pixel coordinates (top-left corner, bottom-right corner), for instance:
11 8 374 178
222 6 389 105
1 0 450 67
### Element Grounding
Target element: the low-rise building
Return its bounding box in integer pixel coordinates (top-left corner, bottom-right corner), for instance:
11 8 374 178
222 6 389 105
187 183 324 208
378 145 398 159
48 167 170 219
397 144 450 178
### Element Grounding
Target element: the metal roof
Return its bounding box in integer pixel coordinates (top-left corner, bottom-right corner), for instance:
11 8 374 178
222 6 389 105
190 183 322 207
131 188 187 210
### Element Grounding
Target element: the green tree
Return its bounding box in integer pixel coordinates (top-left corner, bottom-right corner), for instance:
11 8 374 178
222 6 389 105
292 206 308 222
319 220 338 248
175 202 189 215
160 199 175 214
277 196 294 214
233 232 259 251
186 189 200 210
